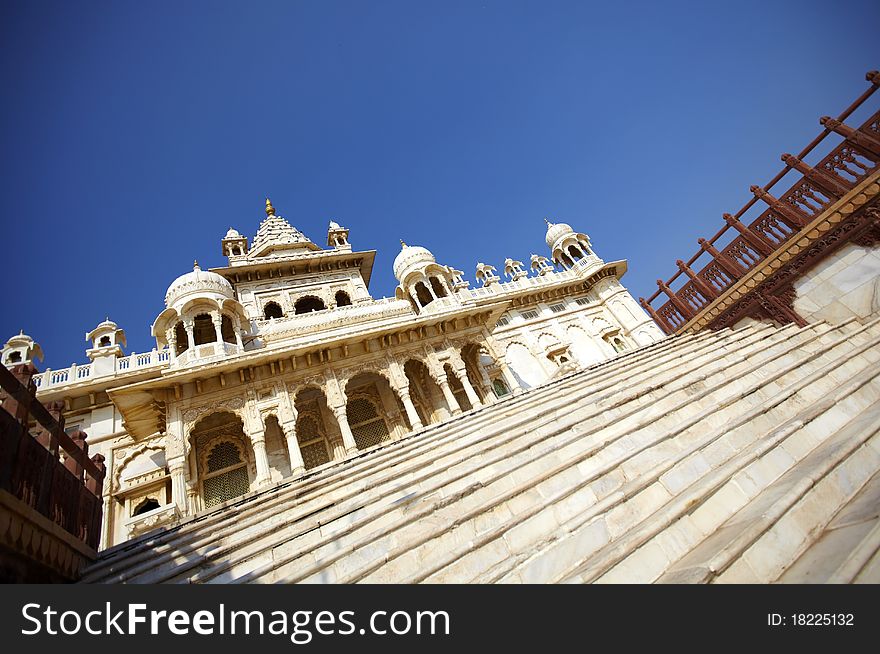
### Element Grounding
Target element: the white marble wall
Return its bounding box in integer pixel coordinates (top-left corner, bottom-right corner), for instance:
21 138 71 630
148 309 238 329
793 243 880 323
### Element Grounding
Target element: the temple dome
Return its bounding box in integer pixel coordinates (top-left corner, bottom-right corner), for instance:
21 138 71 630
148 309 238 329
545 220 575 248
164 262 234 308
224 227 242 239
393 242 436 281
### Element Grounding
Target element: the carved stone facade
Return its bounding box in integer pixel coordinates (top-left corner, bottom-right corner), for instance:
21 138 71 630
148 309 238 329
5 200 661 549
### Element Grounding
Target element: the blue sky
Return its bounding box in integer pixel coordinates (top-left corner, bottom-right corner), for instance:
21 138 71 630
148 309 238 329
1 0 878 369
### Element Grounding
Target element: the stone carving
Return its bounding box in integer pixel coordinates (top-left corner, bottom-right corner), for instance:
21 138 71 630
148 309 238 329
182 396 246 427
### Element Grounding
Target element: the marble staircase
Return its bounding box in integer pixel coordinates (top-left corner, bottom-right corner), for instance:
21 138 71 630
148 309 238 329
81 318 880 584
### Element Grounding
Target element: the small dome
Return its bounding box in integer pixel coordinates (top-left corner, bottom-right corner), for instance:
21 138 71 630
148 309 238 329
393 242 436 281
545 220 575 249
164 262 234 308
225 227 241 239
2 330 43 363
93 318 117 331
328 220 341 230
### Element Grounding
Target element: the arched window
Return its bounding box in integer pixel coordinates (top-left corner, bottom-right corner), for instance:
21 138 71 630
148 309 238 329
493 379 510 397
347 397 390 450
568 245 584 261
132 498 160 516
296 414 330 470
193 314 216 345
263 301 283 320
415 281 433 307
335 290 352 307
7 351 21 364
429 276 448 298
99 335 111 347
202 440 249 508
221 315 236 343
174 322 188 355
611 337 627 353
294 296 326 314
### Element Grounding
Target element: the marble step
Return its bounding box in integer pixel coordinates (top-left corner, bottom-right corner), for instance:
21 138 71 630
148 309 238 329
571 362 880 583
382 320 880 583
776 469 880 583
83 324 725 582
265 321 874 583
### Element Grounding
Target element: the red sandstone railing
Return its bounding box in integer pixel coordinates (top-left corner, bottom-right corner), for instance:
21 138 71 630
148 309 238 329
0 362 105 550
642 71 880 335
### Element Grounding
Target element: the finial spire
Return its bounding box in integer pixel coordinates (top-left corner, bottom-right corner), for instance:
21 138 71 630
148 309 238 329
544 217 553 226
265 197 275 216
400 239 408 248
194 259 200 270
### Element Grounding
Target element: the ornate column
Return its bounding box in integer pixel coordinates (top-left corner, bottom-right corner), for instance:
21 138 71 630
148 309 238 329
331 405 359 455
211 311 223 344
452 363 482 408
249 428 272 486
168 456 189 514
437 376 462 416
232 317 245 349
183 320 195 351
283 419 305 475
167 327 178 358
385 358 424 430
324 372 358 455
395 382 424 430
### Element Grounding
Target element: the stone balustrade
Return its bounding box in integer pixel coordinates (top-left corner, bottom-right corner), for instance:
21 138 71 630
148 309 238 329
34 348 171 390
255 296 412 337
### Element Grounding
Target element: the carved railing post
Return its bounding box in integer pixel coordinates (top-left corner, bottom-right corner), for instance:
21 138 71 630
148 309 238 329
699 238 748 280
36 400 63 455
781 153 849 197
656 279 695 320
65 430 88 482
6 363 37 427
723 213 775 257
750 186 807 230
86 453 106 496
675 260 718 301
820 116 880 158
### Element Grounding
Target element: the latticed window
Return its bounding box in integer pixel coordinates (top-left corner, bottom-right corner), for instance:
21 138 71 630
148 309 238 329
202 440 249 508
296 415 330 470
521 309 539 320
347 397 390 450
550 303 566 313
